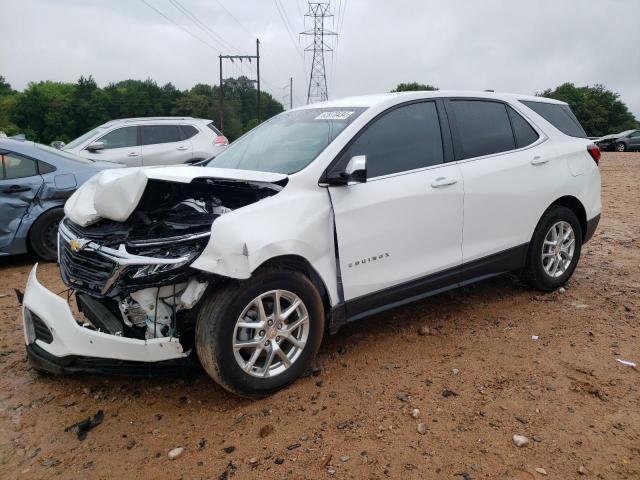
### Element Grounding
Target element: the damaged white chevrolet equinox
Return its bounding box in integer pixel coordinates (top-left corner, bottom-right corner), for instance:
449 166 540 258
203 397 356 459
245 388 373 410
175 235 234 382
22 91 601 396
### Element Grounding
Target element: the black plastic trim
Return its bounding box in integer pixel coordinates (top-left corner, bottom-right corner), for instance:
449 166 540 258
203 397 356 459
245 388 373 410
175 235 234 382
26 343 199 376
329 243 528 333
583 214 600 244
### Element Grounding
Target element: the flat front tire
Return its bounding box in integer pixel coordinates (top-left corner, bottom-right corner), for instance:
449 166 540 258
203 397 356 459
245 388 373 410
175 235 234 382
521 206 582 291
195 270 324 397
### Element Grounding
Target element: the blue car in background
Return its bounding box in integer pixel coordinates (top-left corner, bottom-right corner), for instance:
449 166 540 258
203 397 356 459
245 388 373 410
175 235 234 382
0 138 119 260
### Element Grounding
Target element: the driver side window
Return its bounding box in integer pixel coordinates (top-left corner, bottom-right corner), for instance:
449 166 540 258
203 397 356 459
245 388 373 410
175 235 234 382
342 101 444 178
96 126 139 150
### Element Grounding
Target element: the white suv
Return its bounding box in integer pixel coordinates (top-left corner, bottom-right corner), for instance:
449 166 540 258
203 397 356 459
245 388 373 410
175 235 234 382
22 91 601 396
61 117 229 167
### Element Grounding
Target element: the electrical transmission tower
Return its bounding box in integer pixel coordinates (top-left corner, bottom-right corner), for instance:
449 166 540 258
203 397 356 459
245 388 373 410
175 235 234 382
301 2 337 104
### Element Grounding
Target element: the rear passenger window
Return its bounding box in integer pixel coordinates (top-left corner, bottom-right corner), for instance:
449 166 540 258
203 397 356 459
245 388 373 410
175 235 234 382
206 122 222 135
180 125 199 139
520 101 587 138
141 125 182 145
344 101 444 178
2 153 38 179
507 107 539 148
450 100 515 159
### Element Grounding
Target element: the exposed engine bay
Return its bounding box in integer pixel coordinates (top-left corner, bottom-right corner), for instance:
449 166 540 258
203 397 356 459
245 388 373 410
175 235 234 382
59 177 283 345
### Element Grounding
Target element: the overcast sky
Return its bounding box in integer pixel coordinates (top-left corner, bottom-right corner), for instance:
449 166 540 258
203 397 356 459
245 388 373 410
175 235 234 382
1 0 639 116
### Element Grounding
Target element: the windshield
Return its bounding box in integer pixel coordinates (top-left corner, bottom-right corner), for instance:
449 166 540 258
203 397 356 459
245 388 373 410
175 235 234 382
63 126 107 150
37 143 95 164
205 107 366 174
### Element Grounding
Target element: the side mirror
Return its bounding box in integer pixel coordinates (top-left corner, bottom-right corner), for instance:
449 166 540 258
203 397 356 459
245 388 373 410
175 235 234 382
325 155 367 186
50 140 66 150
86 141 105 152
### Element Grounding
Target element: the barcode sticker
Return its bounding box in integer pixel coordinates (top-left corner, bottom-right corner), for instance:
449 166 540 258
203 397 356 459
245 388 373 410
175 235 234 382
315 111 354 120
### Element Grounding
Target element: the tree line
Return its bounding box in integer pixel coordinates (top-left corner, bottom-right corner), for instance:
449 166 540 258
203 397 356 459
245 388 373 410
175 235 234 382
392 82 638 137
0 75 284 144
1 76 637 144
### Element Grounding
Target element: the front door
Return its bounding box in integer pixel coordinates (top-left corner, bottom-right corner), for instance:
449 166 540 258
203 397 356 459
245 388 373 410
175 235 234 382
328 101 464 309
0 150 43 254
86 126 142 167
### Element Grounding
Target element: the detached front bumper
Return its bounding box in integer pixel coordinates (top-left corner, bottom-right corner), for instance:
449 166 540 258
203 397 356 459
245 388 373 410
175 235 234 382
22 264 195 375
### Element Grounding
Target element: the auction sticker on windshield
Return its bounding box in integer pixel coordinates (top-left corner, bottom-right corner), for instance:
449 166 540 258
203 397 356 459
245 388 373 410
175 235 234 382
315 111 354 120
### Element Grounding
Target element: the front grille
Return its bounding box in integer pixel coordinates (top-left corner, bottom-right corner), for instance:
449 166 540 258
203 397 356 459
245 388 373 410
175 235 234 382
59 239 118 295
29 311 53 344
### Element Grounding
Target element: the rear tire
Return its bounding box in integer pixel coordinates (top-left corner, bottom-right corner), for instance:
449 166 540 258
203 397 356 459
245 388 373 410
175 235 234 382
520 206 582 291
195 270 324 397
29 208 64 261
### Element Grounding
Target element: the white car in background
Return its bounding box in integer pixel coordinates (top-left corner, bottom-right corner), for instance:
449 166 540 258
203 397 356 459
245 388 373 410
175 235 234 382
61 117 229 167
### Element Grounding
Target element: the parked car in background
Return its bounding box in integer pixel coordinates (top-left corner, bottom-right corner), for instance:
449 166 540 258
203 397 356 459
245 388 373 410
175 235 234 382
22 91 601 396
59 117 229 167
0 138 118 260
595 129 640 152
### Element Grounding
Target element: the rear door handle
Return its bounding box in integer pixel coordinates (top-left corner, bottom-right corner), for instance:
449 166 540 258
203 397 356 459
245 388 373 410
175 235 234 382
177 146 189 151
2 185 31 193
127 152 140 157
531 156 549 165
430 177 458 188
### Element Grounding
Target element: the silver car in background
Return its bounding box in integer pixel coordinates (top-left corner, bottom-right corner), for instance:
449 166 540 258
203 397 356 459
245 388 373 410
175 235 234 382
61 117 229 167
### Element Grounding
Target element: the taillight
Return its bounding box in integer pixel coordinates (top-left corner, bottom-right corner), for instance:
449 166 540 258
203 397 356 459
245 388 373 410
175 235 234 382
587 144 601 165
214 135 229 146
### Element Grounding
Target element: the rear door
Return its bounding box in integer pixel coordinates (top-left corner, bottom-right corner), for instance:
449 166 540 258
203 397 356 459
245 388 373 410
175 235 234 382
87 126 141 166
0 150 43 254
140 125 192 166
449 99 561 266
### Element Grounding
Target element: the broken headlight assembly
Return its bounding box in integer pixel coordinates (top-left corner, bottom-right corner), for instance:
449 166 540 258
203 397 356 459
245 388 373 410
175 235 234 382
128 240 207 280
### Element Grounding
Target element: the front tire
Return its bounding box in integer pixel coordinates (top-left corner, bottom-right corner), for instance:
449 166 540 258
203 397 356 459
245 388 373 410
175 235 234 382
195 270 324 397
521 206 582 291
29 208 64 261
616 142 626 152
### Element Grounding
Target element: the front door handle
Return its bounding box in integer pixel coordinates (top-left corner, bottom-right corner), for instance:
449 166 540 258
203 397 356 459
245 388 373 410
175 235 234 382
2 185 31 193
430 177 458 188
531 156 549 165
176 146 189 151
127 152 140 157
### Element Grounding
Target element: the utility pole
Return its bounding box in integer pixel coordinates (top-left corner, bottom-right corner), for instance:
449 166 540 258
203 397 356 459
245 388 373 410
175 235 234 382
218 39 261 132
301 2 337 104
219 55 223 131
256 38 261 123
290 76 293 110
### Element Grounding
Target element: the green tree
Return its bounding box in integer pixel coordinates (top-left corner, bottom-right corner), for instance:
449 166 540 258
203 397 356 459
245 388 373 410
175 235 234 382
10 81 74 143
391 82 438 92
0 76 19 135
538 83 637 137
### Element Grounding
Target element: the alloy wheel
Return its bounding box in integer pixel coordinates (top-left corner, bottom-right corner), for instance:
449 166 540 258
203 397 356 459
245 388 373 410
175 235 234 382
541 221 575 278
232 290 309 378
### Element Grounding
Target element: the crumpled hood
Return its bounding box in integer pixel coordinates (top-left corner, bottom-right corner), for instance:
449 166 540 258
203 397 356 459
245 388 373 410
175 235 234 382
64 166 288 227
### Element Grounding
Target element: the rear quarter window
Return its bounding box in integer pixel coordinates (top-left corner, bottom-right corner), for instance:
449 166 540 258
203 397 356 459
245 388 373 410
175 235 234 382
520 100 587 138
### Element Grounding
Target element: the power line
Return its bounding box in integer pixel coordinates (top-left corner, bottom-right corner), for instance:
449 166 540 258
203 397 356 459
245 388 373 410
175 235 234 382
140 0 220 53
212 0 254 36
167 0 239 53
273 0 305 63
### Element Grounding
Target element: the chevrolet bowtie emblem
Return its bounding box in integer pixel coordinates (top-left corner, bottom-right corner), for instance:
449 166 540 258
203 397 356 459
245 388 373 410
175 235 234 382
69 239 83 252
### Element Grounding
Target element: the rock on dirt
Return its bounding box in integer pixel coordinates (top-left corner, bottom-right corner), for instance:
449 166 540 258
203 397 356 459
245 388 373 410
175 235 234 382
512 435 529 447
168 447 184 460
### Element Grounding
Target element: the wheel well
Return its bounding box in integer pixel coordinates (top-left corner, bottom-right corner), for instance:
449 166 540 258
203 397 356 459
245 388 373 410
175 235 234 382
549 196 587 237
27 206 64 243
254 255 332 317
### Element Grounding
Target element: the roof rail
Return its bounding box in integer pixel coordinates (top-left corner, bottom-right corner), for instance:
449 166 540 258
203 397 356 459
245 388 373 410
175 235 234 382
120 117 195 123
